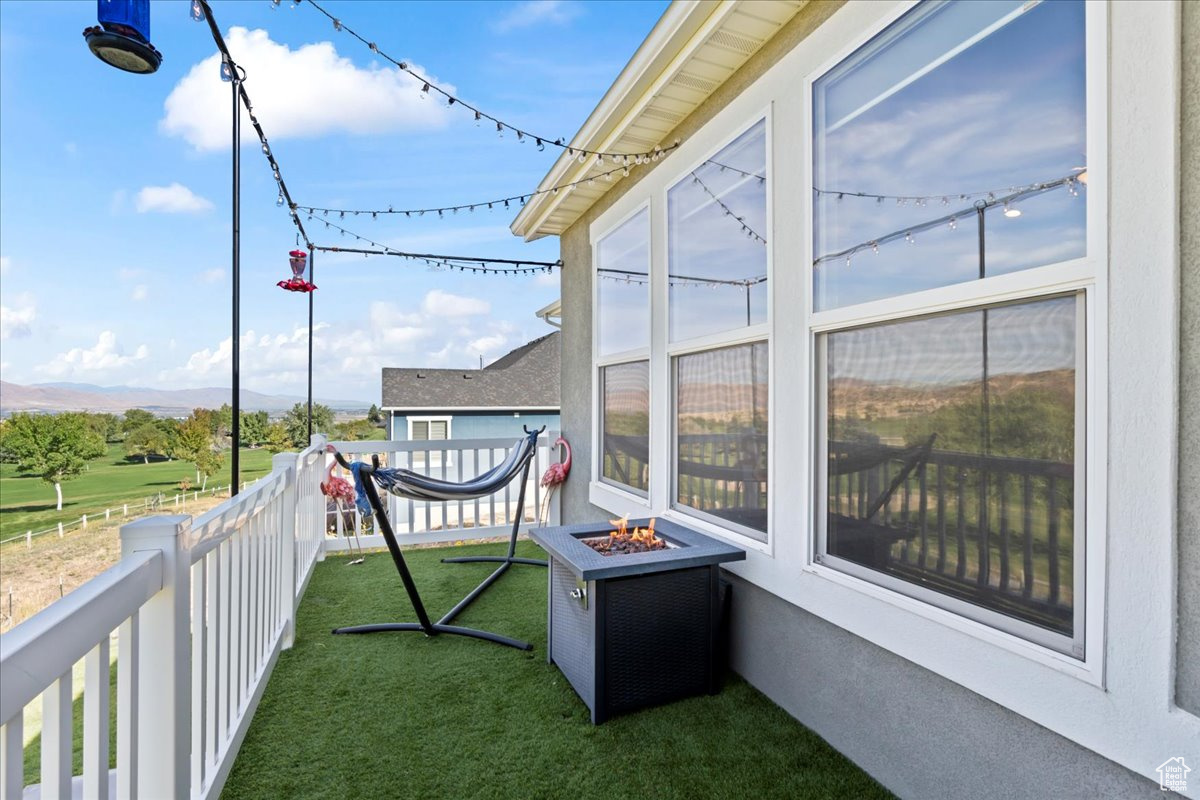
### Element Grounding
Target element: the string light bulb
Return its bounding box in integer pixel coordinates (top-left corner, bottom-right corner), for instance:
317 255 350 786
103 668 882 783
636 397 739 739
1003 202 1021 218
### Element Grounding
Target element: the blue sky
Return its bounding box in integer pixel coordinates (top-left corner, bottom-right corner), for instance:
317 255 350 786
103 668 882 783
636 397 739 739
0 0 667 403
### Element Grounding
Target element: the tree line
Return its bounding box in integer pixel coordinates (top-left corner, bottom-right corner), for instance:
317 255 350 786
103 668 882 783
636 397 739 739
0 403 386 511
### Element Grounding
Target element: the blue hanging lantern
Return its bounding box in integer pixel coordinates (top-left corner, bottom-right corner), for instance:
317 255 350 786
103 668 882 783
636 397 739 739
83 0 163 74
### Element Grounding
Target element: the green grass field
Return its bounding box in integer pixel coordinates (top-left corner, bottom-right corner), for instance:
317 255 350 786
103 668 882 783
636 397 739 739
0 444 276 540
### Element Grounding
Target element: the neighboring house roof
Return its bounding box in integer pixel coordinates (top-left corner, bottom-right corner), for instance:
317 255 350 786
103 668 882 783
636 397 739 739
381 332 560 410
510 0 807 241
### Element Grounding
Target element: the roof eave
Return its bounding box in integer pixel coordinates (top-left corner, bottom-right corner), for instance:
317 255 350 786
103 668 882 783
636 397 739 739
510 0 726 241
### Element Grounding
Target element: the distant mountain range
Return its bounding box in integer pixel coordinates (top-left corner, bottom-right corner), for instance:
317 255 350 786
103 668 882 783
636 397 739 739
0 381 370 417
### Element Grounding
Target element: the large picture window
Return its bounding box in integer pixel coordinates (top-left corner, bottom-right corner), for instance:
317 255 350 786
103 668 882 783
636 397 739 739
812 0 1087 311
812 0 1090 656
601 361 650 494
675 342 768 540
820 296 1081 647
667 119 770 542
668 119 768 341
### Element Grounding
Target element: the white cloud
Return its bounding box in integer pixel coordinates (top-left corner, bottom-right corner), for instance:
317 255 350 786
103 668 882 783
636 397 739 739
158 290 521 396
37 331 149 378
200 268 225 284
421 290 490 318
131 284 149 302
493 1 581 33
135 183 213 214
161 28 451 152
0 293 35 339
118 267 144 281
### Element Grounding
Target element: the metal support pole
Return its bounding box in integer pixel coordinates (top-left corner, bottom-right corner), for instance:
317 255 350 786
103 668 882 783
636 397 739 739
231 61 242 496
307 247 314 442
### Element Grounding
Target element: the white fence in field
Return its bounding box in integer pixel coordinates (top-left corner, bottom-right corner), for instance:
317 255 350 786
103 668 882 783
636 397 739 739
0 485 242 549
0 432 559 799
324 433 561 551
0 437 327 800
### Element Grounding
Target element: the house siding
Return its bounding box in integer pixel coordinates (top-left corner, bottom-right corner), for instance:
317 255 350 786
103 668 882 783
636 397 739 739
1178 0 1200 716
557 1 1192 796
388 411 560 442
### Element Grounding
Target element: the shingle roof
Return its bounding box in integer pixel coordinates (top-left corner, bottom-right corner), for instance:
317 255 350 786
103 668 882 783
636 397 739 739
381 331 560 410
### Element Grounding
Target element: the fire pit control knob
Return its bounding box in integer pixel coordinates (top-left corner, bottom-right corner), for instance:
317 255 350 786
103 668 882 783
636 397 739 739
569 582 588 609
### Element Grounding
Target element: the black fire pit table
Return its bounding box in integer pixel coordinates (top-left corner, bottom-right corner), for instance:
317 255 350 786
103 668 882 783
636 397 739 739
529 517 745 724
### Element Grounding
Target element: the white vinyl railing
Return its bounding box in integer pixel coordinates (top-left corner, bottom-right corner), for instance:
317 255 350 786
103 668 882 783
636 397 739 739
0 435 329 800
324 433 561 552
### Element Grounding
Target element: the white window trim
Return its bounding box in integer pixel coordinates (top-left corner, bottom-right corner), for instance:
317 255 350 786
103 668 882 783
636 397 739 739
407 415 452 468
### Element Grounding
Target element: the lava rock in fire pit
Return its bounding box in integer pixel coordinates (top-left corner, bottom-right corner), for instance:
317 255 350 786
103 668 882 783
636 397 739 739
585 517 668 556
585 535 667 556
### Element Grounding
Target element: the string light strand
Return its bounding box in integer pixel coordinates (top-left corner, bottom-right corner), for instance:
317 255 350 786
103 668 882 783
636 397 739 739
309 218 561 274
200 1 312 248
297 0 680 163
295 162 643 219
598 268 767 289
813 173 1084 267
689 171 767 244
814 169 1087 207
312 244 561 274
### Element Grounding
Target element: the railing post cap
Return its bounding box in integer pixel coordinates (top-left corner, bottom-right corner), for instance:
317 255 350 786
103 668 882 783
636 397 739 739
310 433 326 447
272 452 297 469
120 515 191 543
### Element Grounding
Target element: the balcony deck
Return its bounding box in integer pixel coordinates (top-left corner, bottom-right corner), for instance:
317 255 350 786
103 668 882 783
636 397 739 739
220 541 892 800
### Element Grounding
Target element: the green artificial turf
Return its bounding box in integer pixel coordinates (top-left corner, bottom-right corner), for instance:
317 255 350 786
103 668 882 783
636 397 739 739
221 541 893 800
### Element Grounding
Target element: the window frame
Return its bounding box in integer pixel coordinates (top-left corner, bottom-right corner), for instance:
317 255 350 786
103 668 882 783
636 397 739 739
407 415 452 468
657 110 777 551
802 0 1107 673
592 201 654 504
662 113 774 545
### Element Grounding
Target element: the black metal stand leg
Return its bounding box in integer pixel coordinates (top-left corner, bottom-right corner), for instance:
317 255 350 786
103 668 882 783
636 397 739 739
430 624 531 650
440 555 548 567
434 459 544 623
437 562 509 626
332 623 429 635
331 466 532 650
331 622 531 650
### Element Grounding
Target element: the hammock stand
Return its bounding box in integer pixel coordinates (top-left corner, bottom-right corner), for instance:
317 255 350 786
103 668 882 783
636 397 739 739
330 427 546 651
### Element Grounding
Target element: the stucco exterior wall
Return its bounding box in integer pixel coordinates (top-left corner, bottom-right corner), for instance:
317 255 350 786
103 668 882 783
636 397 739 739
724 571 1157 799
1178 0 1199 715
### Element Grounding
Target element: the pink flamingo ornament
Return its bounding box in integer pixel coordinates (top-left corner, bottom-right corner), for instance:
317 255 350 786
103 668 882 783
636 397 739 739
538 436 572 523
321 445 363 564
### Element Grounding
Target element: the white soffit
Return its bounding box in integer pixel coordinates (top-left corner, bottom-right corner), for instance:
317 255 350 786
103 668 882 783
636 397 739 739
511 0 807 241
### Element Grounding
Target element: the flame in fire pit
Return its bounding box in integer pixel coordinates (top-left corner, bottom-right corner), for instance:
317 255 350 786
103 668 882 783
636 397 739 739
586 516 665 556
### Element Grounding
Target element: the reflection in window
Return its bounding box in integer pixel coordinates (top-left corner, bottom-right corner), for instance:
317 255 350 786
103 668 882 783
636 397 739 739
596 209 650 357
812 0 1087 310
675 342 768 540
668 119 768 342
825 295 1078 638
601 361 650 494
